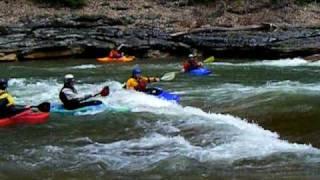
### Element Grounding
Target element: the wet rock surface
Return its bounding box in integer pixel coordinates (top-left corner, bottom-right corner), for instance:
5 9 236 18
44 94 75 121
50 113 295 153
0 15 320 60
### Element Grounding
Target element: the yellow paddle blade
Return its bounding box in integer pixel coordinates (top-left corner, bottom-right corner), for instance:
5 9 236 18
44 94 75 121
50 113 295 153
160 72 177 81
203 56 215 64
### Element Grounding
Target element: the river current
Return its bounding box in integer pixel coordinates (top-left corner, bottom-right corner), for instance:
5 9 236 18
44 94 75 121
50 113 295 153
0 58 320 179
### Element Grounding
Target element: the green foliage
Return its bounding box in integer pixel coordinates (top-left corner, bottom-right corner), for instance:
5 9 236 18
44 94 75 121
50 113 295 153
34 0 86 8
188 0 318 5
270 0 318 5
295 0 318 5
187 0 216 4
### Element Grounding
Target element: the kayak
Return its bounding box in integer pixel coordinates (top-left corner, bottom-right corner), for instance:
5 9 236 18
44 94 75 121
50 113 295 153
51 103 107 116
97 56 135 63
189 68 212 76
146 88 180 103
50 103 130 116
0 110 49 127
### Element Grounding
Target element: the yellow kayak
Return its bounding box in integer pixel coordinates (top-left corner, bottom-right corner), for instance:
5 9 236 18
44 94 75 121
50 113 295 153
97 56 135 63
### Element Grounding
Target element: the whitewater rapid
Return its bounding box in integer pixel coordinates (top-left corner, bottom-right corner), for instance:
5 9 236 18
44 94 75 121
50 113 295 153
7 76 320 171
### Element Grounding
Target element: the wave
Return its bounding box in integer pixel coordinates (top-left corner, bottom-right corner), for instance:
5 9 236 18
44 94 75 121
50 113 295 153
8 79 319 172
212 58 320 67
68 64 101 70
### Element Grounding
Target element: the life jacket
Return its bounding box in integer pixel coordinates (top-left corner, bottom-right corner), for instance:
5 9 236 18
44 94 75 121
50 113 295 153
0 90 14 108
109 50 121 58
126 77 149 92
184 60 200 72
59 85 79 107
135 78 148 92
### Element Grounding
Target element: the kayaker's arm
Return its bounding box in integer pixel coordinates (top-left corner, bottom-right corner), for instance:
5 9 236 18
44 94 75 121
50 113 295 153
0 98 8 110
182 61 190 72
197 61 203 67
78 94 95 102
145 77 160 83
62 89 93 102
126 78 138 90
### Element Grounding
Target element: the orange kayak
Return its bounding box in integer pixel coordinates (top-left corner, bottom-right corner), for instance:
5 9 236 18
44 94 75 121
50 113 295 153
97 56 135 63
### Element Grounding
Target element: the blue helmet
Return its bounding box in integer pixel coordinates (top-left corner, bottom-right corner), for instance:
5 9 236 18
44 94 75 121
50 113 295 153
132 67 142 76
0 78 8 90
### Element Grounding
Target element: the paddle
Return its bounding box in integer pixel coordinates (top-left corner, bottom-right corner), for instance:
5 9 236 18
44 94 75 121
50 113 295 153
203 56 215 63
94 86 110 97
160 71 179 81
160 56 215 81
30 102 51 112
79 86 110 102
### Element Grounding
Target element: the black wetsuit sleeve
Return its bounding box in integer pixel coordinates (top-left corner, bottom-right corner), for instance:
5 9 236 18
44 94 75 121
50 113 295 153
0 98 9 111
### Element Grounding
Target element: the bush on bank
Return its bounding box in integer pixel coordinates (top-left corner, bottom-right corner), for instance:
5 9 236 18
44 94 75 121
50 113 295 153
189 0 318 5
33 0 86 8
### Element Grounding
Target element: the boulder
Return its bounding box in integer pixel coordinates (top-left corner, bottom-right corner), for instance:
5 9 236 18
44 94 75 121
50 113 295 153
0 53 17 61
22 47 84 60
304 54 320 62
145 50 170 58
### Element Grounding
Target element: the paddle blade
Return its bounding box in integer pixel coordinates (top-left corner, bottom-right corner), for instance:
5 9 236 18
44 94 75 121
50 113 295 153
100 86 110 97
203 56 215 64
37 102 51 112
160 72 176 81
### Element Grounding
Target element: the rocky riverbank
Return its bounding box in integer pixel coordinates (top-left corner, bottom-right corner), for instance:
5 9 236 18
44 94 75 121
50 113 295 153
0 0 320 61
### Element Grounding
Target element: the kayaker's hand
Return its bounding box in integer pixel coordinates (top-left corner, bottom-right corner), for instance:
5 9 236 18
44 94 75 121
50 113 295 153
155 77 160 82
84 94 93 99
24 105 31 109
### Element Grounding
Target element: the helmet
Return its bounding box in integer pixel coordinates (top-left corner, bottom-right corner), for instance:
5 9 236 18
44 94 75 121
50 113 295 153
0 78 8 90
132 67 142 76
64 74 75 84
188 54 194 58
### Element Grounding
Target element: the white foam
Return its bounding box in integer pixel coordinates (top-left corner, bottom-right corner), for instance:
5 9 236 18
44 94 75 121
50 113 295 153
68 64 101 70
74 84 320 170
212 58 320 67
8 78 110 105
248 58 310 67
179 81 320 102
7 79 320 170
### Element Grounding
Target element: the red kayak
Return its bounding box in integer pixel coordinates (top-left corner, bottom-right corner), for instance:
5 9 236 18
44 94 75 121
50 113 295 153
0 110 49 127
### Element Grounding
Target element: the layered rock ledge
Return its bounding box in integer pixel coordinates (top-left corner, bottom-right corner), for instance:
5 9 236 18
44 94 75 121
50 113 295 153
0 15 320 61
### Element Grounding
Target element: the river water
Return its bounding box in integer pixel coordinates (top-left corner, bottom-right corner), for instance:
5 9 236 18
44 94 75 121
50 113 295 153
1 58 320 179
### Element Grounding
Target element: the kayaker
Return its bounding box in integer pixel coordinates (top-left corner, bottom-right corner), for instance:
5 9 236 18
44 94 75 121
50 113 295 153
0 79 27 118
126 67 160 92
182 54 203 72
59 74 103 110
109 44 124 58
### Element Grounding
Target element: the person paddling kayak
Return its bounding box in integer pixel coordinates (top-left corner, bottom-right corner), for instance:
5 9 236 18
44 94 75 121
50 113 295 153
125 67 160 92
59 74 106 110
108 44 125 59
0 79 28 118
182 54 203 72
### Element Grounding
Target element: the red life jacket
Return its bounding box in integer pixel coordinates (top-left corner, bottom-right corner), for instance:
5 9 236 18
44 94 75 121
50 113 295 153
109 50 122 58
135 78 148 92
183 60 199 72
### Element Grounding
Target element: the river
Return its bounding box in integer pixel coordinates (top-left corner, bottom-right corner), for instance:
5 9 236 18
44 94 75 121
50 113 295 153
0 58 320 179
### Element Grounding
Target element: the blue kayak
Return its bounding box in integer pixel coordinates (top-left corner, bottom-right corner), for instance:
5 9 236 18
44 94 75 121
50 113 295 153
189 68 212 76
146 88 180 103
51 103 130 116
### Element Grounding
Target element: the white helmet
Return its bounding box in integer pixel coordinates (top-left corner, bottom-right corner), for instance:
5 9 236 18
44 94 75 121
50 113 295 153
188 54 194 58
64 74 75 83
